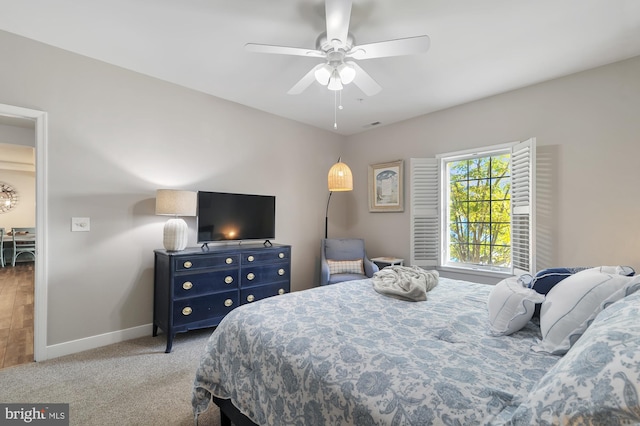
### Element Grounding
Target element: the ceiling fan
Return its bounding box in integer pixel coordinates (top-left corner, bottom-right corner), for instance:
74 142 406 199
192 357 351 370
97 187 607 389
245 0 430 96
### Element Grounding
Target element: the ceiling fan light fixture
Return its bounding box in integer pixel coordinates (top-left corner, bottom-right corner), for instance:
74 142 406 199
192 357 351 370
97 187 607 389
327 70 343 91
314 64 332 85
337 62 355 85
246 0 430 117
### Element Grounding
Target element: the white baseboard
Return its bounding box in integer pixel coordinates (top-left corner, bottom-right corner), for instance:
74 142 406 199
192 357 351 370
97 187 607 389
45 323 154 360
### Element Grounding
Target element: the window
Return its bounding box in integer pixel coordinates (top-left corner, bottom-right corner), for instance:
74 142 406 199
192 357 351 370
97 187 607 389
445 152 511 272
410 138 535 276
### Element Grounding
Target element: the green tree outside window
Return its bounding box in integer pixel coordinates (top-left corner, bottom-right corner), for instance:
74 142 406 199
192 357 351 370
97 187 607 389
447 154 511 267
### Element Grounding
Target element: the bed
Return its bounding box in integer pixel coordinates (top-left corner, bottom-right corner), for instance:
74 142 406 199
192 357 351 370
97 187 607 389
192 270 640 425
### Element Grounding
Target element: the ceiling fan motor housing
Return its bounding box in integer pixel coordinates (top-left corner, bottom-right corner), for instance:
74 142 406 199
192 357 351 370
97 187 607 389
316 31 355 53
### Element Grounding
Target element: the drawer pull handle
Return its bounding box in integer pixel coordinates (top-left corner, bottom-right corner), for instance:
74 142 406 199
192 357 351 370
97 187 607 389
278 288 285 295
224 276 234 284
182 281 193 290
225 257 233 264
182 307 192 316
247 294 255 302
278 268 285 276
278 252 285 259
224 299 233 307
247 255 255 262
247 273 255 281
183 261 192 269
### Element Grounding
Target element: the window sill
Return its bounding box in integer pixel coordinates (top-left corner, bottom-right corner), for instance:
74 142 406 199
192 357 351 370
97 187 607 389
437 265 512 285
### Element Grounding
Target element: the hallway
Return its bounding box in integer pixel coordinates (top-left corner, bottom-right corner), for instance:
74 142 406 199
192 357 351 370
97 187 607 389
0 262 34 369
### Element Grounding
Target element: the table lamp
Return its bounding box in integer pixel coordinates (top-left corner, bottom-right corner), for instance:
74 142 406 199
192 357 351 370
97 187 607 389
155 189 197 251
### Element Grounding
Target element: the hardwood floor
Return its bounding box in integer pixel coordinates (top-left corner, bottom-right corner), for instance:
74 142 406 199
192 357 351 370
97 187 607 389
0 262 34 369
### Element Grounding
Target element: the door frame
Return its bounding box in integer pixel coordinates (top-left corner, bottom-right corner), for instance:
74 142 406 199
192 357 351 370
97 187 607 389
0 103 48 361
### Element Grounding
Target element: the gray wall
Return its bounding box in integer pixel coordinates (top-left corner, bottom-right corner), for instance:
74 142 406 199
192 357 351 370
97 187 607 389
0 122 35 146
0 30 346 347
343 56 640 281
2 27 639 353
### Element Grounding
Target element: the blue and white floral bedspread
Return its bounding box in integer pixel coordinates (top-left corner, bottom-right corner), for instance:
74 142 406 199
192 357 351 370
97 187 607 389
192 278 560 425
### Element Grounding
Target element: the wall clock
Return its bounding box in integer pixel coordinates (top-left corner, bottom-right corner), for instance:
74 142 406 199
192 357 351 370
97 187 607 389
0 182 18 213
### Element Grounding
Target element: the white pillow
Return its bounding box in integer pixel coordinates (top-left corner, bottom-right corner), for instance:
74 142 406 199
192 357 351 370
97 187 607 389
533 266 636 354
327 259 364 275
487 277 545 336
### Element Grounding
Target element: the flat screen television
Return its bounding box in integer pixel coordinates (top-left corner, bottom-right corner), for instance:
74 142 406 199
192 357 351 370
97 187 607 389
197 191 276 244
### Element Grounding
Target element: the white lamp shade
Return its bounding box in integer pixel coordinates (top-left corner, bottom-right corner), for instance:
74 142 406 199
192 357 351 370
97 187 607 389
327 69 343 91
155 189 197 216
314 64 332 85
328 161 353 191
337 62 356 85
163 217 189 251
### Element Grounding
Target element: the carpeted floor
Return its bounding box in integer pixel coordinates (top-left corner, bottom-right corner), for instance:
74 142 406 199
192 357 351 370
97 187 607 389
0 328 221 426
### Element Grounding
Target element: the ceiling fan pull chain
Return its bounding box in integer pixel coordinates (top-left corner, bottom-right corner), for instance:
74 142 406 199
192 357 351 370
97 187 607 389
338 90 343 110
333 90 338 129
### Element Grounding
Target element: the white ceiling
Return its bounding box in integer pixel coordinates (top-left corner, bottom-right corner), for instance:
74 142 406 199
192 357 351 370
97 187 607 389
1 0 639 135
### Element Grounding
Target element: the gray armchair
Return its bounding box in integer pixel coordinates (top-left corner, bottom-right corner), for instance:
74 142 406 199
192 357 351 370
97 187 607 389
320 238 379 285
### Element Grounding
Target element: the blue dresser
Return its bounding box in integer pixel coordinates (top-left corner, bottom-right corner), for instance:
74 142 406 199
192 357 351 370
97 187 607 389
153 243 291 352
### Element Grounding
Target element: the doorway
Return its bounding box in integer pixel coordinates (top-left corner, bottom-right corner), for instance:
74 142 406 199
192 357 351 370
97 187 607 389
0 104 48 363
0 140 36 368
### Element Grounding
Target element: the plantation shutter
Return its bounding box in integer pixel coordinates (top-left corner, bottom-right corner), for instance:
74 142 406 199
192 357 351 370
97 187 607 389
410 158 439 267
510 138 536 275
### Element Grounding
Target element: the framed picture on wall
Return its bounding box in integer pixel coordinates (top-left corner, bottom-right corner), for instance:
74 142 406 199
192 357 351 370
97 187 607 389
368 160 404 212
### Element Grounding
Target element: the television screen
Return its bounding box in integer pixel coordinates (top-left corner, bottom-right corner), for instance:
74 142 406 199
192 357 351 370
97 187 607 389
197 191 275 243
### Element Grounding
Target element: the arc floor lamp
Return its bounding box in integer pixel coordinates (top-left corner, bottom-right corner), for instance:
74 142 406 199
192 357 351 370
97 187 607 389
325 158 353 238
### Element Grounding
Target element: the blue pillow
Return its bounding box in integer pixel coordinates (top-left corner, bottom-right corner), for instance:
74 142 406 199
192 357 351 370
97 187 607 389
531 267 589 295
531 267 589 317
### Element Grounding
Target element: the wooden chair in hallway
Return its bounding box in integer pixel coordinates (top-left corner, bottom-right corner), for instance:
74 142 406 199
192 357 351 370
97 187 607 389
0 227 5 267
12 227 36 266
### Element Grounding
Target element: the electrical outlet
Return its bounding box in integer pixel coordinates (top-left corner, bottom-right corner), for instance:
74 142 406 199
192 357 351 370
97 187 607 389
71 217 90 232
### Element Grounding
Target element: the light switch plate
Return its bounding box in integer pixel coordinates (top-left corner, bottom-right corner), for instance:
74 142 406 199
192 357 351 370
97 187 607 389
71 217 90 232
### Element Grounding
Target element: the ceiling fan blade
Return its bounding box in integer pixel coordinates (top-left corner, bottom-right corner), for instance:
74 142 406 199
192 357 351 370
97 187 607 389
348 61 381 96
325 0 352 49
287 64 324 95
245 43 324 58
347 35 430 60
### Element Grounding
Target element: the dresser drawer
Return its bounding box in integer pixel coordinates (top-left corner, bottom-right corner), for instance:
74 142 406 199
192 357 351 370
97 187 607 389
175 254 240 271
173 270 239 298
240 282 289 304
173 290 238 326
241 264 290 287
242 247 290 265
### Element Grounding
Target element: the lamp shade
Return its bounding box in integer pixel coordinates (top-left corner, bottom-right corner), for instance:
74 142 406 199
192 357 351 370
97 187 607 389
155 189 197 216
327 69 343 91
327 161 353 192
314 64 332 85
337 62 356 85
155 189 197 252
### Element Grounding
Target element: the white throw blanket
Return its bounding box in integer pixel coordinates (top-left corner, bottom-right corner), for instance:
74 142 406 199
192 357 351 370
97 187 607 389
372 266 439 301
